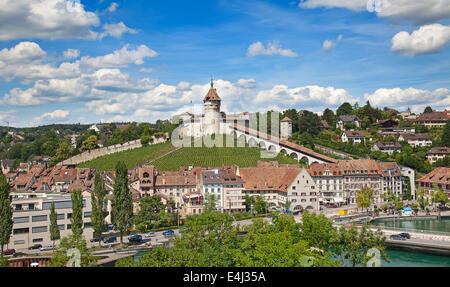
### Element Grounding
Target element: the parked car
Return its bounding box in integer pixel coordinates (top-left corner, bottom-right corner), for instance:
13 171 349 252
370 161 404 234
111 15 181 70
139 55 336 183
163 230 175 238
398 233 411 239
329 203 337 208
13 252 26 257
90 237 103 243
103 236 117 243
390 234 406 240
28 244 42 250
2 249 15 256
144 232 156 238
128 234 142 243
40 245 54 252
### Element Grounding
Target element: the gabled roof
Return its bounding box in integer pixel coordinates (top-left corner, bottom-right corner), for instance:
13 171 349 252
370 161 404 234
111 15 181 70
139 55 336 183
399 133 430 141
374 142 401 149
415 112 450 122
427 147 450 155
338 115 360 122
343 130 366 138
417 167 450 185
281 117 292 122
239 167 302 192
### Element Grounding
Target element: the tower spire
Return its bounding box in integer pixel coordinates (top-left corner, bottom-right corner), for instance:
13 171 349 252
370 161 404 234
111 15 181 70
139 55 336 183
210 75 214 88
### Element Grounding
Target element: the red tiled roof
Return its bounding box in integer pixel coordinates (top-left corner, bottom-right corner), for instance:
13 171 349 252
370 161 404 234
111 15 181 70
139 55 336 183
417 167 450 185
239 167 301 193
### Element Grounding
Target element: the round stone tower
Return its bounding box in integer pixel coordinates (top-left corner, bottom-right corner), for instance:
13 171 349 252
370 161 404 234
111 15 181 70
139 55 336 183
202 79 221 135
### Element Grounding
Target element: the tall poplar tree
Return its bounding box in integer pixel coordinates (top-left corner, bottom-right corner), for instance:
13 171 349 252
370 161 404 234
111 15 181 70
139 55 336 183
91 173 107 246
71 189 84 237
49 201 60 248
0 175 13 258
112 161 133 244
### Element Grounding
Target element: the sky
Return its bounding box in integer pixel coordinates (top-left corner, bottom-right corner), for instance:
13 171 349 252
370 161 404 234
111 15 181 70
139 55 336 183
0 0 449 127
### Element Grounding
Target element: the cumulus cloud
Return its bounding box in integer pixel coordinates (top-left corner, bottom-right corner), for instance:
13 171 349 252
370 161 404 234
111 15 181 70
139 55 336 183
0 0 100 41
35 110 70 123
247 41 298 57
98 22 138 40
0 42 46 64
80 44 158 69
364 87 450 113
63 49 80 60
299 0 450 24
391 24 450 56
322 34 343 51
107 2 119 12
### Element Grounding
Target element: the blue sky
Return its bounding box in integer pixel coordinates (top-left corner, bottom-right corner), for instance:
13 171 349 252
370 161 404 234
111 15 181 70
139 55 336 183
0 0 449 127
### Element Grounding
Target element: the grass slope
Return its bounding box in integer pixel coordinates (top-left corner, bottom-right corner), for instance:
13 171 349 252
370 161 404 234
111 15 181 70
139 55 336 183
77 142 176 171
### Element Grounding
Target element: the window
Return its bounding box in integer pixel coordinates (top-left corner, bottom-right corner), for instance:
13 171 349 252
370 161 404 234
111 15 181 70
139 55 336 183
32 226 47 233
84 212 91 218
67 224 72 230
13 228 29 235
14 240 25 245
58 225 65 231
13 216 29 224
57 214 65 220
32 238 43 243
32 215 47 222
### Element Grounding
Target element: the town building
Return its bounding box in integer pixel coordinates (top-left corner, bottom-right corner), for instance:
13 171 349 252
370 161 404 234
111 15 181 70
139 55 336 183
398 133 432 148
307 163 344 205
379 127 415 137
399 108 417 121
378 162 404 199
426 147 450 164
415 111 450 128
336 115 361 131
416 167 450 197
341 130 366 144
372 142 402 154
280 117 293 140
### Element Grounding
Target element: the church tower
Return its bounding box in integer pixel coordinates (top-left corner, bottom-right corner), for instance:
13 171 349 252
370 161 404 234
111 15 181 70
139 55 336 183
203 79 221 135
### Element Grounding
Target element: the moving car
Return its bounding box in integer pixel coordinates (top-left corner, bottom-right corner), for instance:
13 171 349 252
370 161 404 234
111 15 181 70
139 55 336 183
144 232 156 238
398 233 411 239
163 230 175 238
2 249 15 256
13 252 26 257
28 244 42 250
128 234 143 243
390 234 406 240
103 236 117 243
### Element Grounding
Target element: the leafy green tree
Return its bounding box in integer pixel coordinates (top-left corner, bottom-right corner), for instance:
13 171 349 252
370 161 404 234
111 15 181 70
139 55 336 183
50 141 72 166
431 185 449 219
135 195 166 232
202 193 218 212
49 202 60 248
91 173 107 246
49 234 95 267
423 106 433 113
322 108 336 127
336 224 388 267
416 188 429 211
442 120 450 147
0 175 13 258
81 135 98 151
299 211 339 250
112 161 133 244
254 195 268 214
411 203 419 218
336 102 353 117
140 135 151 145
298 111 322 137
71 189 83 237
356 187 374 212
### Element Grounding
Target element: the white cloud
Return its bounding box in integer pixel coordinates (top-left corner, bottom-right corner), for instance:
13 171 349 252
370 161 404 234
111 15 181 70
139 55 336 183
323 35 343 51
139 68 157 73
391 24 450 56
107 2 119 12
0 42 46 64
35 110 70 123
364 87 450 113
80 44 158 69
236 78 257 89
0 0 99 41
299 0 450 24
98 22 138 39
247 41 298 57
63 49 80 60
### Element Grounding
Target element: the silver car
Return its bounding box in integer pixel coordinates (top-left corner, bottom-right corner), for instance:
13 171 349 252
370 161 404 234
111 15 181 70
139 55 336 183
39 245 54 252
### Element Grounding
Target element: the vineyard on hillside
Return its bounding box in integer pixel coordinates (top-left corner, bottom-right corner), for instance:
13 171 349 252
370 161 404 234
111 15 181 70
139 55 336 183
152 146 298 171
77 142 176 171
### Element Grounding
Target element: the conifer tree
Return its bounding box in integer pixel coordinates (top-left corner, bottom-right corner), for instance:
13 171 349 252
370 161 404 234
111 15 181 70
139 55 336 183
71 189 84 237
91 173 107 246
0 175 13 258
112 161 133 244
49 201 60 248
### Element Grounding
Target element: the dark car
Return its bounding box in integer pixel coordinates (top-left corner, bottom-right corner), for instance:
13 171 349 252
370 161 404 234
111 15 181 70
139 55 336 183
28 244 42 250
2 249 15 256
163 230 175 238
103 236 117 243
128 235 142 243
90 237 103 243
398 233 410 239
390 234 406 240
13 252 26 257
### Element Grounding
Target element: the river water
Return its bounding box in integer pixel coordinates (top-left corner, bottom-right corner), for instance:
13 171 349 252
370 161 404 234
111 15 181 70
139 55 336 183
370 216 450 232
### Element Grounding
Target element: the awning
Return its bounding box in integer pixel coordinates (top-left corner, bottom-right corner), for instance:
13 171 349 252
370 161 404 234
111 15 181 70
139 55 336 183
333 197 345 203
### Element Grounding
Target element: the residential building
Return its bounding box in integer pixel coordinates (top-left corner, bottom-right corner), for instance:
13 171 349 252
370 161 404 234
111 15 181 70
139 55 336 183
398 133 432 148
378 162 403 199
201 169 223 211
342 130 366 144
220 166 245 213
336 115 361 130
415 111 450 128
400 166 416 200
307 163 344 205
379 127 415 137
399 108 417 121
416 167 450 198
427 147 450 164
372 142 402 154
372 119 398 128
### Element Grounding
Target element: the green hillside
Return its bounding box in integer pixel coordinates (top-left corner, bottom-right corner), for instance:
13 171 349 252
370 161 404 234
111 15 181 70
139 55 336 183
152 146 298 171
77 142 176 171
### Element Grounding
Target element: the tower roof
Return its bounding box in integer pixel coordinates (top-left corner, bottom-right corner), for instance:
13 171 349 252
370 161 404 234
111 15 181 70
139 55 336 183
281 117 292 122
203 79 221 102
